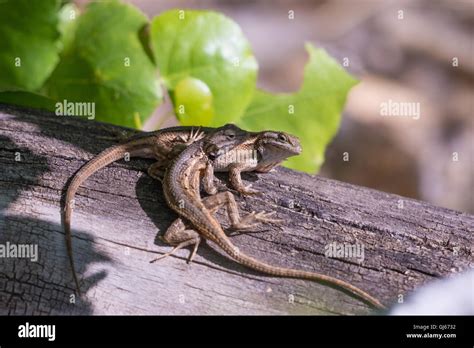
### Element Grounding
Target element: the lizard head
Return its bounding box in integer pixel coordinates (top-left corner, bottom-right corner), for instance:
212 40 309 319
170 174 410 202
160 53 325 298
203 124 250 160
207 126 302 173
254 131 302 172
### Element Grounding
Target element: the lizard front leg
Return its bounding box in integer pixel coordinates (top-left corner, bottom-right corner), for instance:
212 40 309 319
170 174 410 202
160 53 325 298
229 163 260 195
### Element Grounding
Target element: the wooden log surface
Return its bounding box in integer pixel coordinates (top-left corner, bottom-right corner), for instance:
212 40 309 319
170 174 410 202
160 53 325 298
0 104 472 315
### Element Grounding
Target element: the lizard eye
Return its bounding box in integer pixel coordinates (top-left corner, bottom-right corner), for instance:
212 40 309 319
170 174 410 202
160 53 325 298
225 130 235 139
278 133 287 142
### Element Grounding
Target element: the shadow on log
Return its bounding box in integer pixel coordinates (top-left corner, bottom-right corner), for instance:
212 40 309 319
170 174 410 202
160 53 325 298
0 104 472 315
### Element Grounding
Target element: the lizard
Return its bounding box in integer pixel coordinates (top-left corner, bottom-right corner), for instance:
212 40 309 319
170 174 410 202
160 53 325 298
63 125 282 294
160 124 386 310
63 126 211 295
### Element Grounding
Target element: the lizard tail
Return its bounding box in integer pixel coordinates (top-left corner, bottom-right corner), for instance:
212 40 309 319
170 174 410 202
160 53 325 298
218 241 385 310
63 144 135 295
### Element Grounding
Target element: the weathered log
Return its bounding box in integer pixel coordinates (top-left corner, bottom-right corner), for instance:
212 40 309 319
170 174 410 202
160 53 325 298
0 104 472 315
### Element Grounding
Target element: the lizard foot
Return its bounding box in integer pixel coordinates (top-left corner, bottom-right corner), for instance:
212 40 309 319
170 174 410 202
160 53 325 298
230 211 282 230
150 237 200 264
183 127 206 145
237 184 261 196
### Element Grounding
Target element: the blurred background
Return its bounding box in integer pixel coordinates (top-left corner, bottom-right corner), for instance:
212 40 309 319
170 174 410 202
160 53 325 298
76 0 473 213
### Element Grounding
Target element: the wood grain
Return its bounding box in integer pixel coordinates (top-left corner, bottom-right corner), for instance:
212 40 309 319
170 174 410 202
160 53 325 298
0 104 472 315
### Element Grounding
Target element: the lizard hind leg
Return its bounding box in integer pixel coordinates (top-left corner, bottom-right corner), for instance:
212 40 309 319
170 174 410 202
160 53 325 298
151 191 281 265
150 219 201 264
202 191 282 231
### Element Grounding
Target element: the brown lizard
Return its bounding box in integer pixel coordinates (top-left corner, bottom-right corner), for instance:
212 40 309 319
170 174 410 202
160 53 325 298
160 124 385 310
63 125 280 294
63 126 211 294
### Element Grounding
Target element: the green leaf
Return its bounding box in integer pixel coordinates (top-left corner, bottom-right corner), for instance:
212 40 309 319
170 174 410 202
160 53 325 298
150 9 257 126
0 91 56 111
0 0 61 91
43 0 162 128
238 44 358 173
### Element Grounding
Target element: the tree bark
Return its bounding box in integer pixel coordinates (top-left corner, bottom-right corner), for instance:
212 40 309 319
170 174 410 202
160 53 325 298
0 104 472 315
